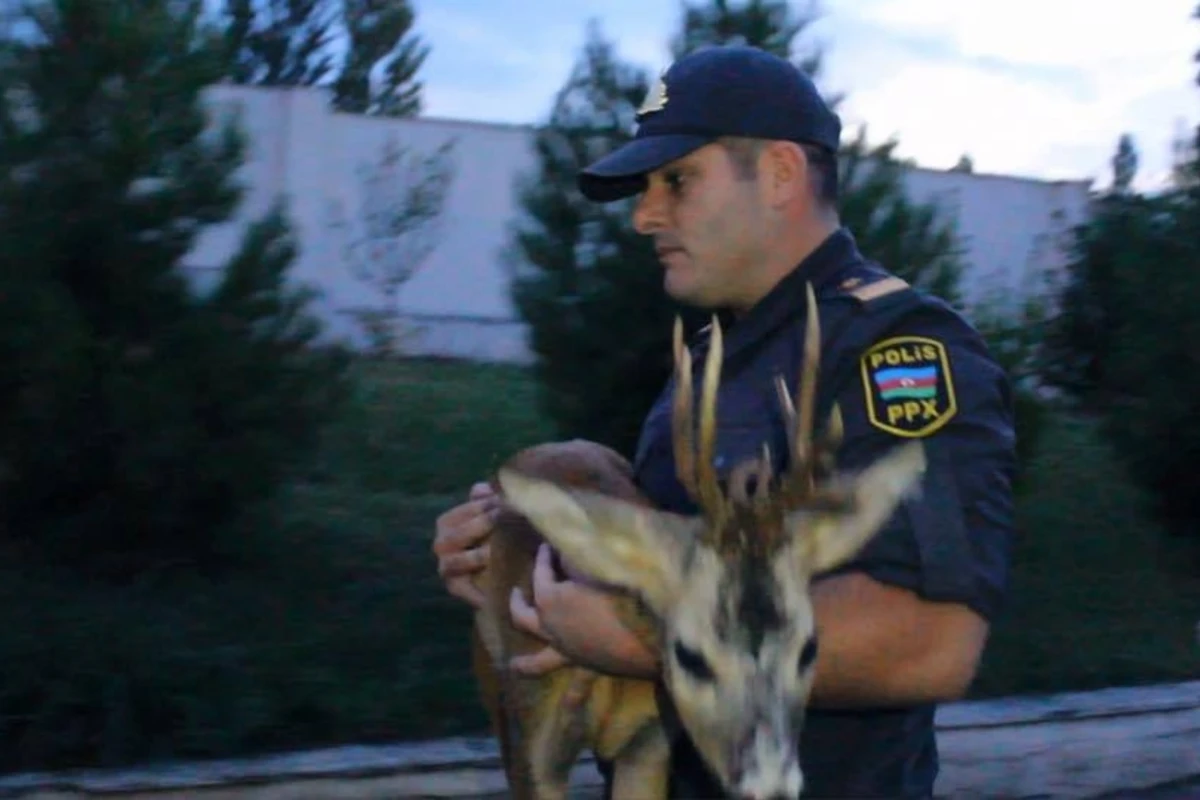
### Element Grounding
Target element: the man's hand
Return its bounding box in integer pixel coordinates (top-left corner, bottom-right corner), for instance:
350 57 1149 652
508 568 573 676
510 544 658 679
434 481 574 673
432 482 499 609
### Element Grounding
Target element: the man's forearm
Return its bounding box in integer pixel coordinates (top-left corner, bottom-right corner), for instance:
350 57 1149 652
807 573 988 708
548 593 663 679
567 625 661 679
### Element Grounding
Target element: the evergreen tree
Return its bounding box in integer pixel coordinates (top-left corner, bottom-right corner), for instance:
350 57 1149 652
507 23 704 455
1047 178 1200 537
1096 184 1200 539
1041 135 1150 402
214 0 427 118
670 0 824 85
220 0 336 87
509 2 965 456
332 0 428 117
0 0 349 577
1111 133 1138 194
1169 120 1198 189
836 130 965 303
1041 7 1200 538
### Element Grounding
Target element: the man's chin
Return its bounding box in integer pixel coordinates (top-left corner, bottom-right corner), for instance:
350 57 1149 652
664 279 717 311
663 270 697 304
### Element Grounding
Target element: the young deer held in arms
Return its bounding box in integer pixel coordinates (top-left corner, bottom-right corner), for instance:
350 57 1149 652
471 443 668 800
488 284 928 800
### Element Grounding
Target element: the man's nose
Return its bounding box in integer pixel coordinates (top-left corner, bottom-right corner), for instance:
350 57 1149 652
632 185 665 234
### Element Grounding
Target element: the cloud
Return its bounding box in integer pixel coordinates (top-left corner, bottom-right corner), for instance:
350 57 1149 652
836 62 1103 176
415 0 1199 190
850 0 1194 69
820 0 1199 188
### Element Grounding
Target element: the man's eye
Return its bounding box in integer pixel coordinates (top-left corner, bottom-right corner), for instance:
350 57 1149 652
665 172 685 191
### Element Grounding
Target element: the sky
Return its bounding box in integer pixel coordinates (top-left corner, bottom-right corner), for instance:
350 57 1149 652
415 0 1200 192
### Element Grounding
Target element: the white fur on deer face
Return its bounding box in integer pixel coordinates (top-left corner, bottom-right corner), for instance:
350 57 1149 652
661 538 813 800
496 438 925 800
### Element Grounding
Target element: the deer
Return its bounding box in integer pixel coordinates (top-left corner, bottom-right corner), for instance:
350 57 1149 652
473 283 928 800
470 437 669 800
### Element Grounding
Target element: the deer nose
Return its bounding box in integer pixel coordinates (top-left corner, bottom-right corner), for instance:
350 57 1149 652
730 752 803 800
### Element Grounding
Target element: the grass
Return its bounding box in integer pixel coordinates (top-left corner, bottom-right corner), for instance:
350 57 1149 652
308 357 558 495
0 358 1196 772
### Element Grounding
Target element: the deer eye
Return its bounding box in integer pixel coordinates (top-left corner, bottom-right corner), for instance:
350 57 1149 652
673 641 715 681
798 636 818 671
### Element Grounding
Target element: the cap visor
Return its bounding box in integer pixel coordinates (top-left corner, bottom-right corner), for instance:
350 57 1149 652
578 134 712 202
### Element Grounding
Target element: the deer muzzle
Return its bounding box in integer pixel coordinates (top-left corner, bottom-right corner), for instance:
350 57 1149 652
729 717 803 800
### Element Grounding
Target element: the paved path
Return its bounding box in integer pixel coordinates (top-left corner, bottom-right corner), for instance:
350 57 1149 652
471 780 1200 800
472 777 1200 799
1108 777 1200 799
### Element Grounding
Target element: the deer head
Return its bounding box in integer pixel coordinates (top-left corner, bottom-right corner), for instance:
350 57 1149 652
497 284 927 800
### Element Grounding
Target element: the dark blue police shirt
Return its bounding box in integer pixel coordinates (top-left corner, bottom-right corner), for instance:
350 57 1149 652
627 227 1017 799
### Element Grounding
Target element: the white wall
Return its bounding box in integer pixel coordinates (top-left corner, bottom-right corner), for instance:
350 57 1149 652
186 84 1092 363
901 167 1088 310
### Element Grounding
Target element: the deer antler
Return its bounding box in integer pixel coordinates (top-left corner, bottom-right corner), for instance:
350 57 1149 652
670 288 853 557
672 315 725 523
777 283 856 513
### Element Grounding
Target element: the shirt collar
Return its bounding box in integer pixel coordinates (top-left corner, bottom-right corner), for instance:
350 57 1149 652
714 227 866 363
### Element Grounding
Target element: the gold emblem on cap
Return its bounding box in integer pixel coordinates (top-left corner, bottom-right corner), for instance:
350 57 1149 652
637 74 668 117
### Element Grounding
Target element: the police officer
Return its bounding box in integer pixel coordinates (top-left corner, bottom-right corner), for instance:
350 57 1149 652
433 44 1016 799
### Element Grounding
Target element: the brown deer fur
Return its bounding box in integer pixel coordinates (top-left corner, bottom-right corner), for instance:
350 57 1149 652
470 439 669 800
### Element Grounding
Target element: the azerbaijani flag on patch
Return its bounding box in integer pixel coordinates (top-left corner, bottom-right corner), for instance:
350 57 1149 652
873 365 938 401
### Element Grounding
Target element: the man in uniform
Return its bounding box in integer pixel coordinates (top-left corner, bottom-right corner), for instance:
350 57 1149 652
433 44 1016 798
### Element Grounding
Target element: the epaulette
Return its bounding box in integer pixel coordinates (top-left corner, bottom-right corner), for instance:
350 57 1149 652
839 275 910 303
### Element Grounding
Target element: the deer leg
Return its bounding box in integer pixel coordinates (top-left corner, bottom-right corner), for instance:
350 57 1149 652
608 719 671 800
522 667 595 800
589 676 670 800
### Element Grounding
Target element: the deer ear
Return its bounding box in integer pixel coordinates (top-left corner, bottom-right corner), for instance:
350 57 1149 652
496 468 699 612
788 441 927 575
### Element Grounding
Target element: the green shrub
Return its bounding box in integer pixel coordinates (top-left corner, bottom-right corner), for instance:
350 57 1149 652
0 488 483 771
972 412 1200 697
0 359 551 770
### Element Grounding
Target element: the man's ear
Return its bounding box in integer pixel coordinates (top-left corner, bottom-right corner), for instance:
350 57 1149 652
496 468 699 613
787 440 927 575
761 140 807 206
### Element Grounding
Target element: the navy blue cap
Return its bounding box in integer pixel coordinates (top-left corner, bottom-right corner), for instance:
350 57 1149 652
578 45 841 203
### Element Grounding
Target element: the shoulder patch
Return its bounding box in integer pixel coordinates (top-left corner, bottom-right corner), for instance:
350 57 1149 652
859 335 957 437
